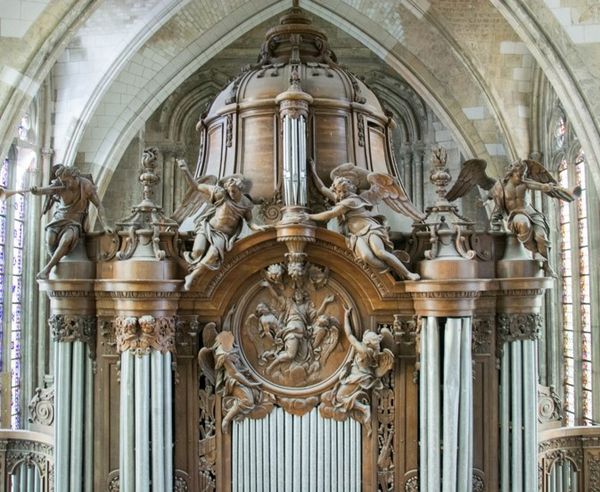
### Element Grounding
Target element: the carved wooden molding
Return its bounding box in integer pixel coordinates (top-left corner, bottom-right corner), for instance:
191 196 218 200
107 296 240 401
114 315 176 355
28 387 54 427
49 314 96 358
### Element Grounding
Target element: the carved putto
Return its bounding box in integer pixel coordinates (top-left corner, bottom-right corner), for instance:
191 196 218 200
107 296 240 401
114 315 176 355
319 305 394 433
240 261 348 388
198 323 274 432
174 160 270 290
305 160 424 280
446 158 580 260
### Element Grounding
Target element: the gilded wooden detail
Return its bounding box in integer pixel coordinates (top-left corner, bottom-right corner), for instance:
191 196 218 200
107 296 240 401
114 315 176 355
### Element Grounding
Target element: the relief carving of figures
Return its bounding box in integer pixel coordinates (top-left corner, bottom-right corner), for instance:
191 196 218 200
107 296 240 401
319 305 394 434
114 315 176 355
242 262 346 387
445 158 580 261
25 165 111 279
305 160 424 280
174 160 270 290
198 323 274 432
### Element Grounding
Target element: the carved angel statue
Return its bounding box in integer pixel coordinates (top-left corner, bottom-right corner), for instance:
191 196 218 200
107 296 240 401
319 305 394 433
445 158 581 260
174 160 270 290
197 323 274 432
306 160 424 280
23 164 111 279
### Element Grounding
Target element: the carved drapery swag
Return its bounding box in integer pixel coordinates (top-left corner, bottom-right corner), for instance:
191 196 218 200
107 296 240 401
49 314 96 357
28 386 55 426
114 315 176 355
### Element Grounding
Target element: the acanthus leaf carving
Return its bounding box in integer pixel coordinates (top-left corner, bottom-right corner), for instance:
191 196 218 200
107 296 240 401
49 314 96 358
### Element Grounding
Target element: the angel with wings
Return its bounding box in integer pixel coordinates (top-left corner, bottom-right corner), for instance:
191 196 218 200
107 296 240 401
319 305 394 433
445 158 580 260
175 160 269 290
306 160 424 280
28 164 111 279
197 323 274 432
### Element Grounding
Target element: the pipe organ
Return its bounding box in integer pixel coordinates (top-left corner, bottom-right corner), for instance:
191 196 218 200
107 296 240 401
34 5 564 492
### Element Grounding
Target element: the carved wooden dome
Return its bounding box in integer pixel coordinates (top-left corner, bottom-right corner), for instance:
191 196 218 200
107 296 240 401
196 6 398 200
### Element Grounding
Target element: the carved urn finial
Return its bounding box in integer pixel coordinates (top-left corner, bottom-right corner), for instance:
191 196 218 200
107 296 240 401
430 147 452 204
139 147 160 206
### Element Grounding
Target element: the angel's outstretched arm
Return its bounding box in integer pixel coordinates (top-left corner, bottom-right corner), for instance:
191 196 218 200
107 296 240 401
177 159 214 198
343 307 365 353
521 176 553 193
307 203 347 222
308 159 336 202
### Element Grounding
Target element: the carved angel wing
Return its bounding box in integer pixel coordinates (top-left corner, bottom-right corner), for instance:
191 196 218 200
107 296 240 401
375 348 394 378
245 313 271 356
523 159 580 202
445 159 497 202
364 172 426 222
198 347 216 385
379 326 398 355
318 322 340 364
202 322 219 350
171 175 218 224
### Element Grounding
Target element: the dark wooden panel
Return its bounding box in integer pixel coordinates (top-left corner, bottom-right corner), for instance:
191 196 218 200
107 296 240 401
240 114 276 199
314 113 349 183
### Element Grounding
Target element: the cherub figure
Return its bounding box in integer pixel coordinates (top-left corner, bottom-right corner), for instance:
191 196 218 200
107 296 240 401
319 305 394 434
445 158 581 260
306 161 424 280
26 165 111 279
197 324 273 432
175 160 269 290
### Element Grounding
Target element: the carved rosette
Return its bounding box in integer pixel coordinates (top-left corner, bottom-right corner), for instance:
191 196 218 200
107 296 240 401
28 386 54 426
174 470 190 491
404 476 419 491
496 313 541 361
114 315 176 356
49 314 96 357
107 470 119 492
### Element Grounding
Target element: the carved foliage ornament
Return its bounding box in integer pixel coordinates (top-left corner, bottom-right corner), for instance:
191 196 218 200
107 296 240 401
114 315 176 356
49 314 96 357
376 373 395 492
497 313 541 343
28 386 54 427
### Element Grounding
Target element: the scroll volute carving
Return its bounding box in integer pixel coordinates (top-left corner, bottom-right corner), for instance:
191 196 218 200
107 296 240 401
234 261 352 392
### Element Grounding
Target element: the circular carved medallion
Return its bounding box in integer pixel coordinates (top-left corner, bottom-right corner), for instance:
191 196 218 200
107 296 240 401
232 262 352 395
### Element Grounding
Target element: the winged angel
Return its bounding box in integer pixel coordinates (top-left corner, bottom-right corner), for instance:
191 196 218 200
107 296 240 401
197 323 274 432
445 159 580 260
174 160 269 290
319 305 394 433
306 161 425 280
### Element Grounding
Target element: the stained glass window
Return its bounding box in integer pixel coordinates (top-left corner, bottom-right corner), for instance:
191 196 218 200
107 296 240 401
557 140 593 425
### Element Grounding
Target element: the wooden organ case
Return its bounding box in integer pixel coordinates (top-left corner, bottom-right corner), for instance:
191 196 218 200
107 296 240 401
39 5 553 492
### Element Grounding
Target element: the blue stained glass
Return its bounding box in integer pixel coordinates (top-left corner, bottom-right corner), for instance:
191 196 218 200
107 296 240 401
11 276 21 299
0 216 6 245
12 221 23 248
11 252 22 275
0 161 8 187
0 199 6 215
11 304 21 324
13 196 25 218
0 254 4 274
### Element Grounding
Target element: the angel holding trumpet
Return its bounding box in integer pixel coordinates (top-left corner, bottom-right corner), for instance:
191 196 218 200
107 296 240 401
304 160 425 280
445 158 581 260
1 164 111 279
174 160 271 290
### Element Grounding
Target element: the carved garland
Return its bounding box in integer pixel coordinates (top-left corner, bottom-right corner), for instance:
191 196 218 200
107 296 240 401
49 314 96 358
376 372 395 492
114 315 176 356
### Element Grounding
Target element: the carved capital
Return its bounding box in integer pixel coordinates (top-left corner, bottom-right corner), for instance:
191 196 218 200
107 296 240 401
115 315 176 356
49 314 96 357
28 386 54 427
497 313 541 343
